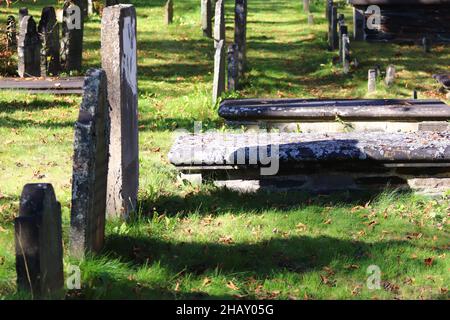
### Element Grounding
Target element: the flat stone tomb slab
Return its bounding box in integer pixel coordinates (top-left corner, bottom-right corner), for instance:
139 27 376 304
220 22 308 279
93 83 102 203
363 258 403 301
169 131 450 195
219 99 450 133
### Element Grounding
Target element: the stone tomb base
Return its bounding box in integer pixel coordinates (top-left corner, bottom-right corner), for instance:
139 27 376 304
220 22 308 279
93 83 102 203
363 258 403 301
169 132 450 196
218 99 450 133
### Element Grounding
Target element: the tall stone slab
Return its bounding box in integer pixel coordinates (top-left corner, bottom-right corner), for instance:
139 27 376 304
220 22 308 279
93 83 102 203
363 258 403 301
6 15 17 50
214 0 225 48
213 39 226 103
165 0 173 25
61 0 84 73
234 0 247 79
227 43 239 91
201 0 212 38
329 6 338 50
38 7 61 76
70 69 110 258
353 6 365 41
15 184 64 299
102 5 139 219
342 34 350 74
368 69 377 93
18 16 41 78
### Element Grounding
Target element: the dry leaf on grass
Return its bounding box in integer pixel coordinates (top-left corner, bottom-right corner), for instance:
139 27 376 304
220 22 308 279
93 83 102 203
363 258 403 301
226 281 239 291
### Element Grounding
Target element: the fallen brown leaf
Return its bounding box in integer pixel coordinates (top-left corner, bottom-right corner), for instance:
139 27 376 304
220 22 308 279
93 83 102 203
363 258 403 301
226 281 239 291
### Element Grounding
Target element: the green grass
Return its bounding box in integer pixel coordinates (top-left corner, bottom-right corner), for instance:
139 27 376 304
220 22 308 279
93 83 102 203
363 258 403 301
0 0 449 300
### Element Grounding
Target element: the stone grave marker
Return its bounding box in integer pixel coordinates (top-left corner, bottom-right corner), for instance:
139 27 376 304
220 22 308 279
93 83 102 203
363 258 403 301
6 15 17 50
70 69 110 258
102 4 139 219
235 0 247 78
385 65 396 87
422 37 431 53
201 0 212 37
19 7 28 22
342 34 350 74
328 5 338 50
165 0 173 25
368 69 377 93
214 0 225 48
15 184 64 299
303 0 310 13
308 13 314 25
227 43 239 91
213 39 226 103
38 7 61 77
61 0 84 73
18 15 41 78
353 6 365 41
338 24 348 64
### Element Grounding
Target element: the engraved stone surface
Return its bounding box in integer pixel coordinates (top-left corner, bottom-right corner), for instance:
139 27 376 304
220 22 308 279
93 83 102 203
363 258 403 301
61 0 84 72
38 7 61 76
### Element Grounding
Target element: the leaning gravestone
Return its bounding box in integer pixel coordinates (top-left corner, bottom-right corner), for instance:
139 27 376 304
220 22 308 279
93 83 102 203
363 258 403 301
38 7 61 76
234 0 247 79
165 0 173 25
227 43 239 91
214 0 225 48
6 16 17 50
201 0 212 38
213 39 226 103
15 184 64 299
70 69 110 258
102 4 139 219
18 16 41 78
61 0 84 73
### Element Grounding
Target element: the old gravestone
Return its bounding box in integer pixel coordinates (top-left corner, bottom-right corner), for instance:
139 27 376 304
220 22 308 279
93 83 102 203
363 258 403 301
338 24 348 64
61 0 84 73
19 7 29 22
214 0 225 48
38 7 61 77
227 43 239 91
15 184 64 299
385 65 396 86
102 4 139 219
342 34 350 74
235 0 247 79
18 16 41 78
201 0 212 38
422 37 431 53
6 15 17 50
303 0 310 13
328 5 338 50
353 6 365 41
326 0 333 21
165 0 173 25
368 69 377 93
70 69 110 258
213 39 226 103
308 13 314 25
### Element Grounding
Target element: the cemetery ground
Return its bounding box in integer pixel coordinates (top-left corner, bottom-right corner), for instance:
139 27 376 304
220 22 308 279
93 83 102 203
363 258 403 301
0 0 449 300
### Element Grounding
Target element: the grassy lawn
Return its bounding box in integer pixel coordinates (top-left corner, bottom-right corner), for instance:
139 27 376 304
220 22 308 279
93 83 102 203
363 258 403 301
0 0 449 300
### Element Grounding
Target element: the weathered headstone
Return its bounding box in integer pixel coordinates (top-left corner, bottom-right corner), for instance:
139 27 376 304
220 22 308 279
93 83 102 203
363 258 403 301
227 43 239 91
19 7 29 22
61 0 84 73
15 184 64 299
102 4 139 219
201 0 212 38
368 69 377 93
413 90 418 99
165 0 173 25
385 65 396 87
18 16 41 78
308 13 314 25
422 37 431 53
70 69 110 258
303 0 310 13
6 15 17 50
328 6 338 50
342 34 350 74
353 6 365 41
214 0 225 48
234 0 247 78
338 24 348 64
213 39 226 103
38 7 61 77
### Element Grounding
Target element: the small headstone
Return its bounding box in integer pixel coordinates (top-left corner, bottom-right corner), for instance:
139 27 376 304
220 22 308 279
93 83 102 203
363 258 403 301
70 69 110 258
18 16 41 78
234 0 247 78
413 90 418 100
38 7 61 77
6 15 17 50
385 65 396 87
308 13 314 25
338 24 348 64
102 4 139 219
342 34 350 74
227 43 239 91
328 6 338 50
213 39 226 103
15 184 64 299
165 0 173 25
422 37 431 53
201 0 212 38
368 69 377 93
303 0 310 13
214 0 225 48
19 7 29 22
61 0 84 73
